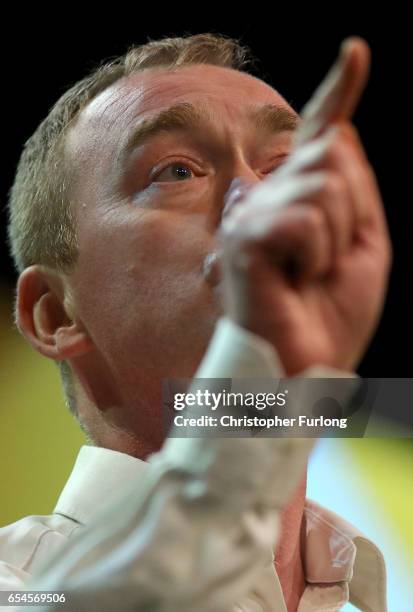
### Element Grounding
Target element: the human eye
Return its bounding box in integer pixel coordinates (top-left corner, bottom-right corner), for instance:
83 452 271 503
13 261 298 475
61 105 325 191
151 160 196 183
260 153 290 176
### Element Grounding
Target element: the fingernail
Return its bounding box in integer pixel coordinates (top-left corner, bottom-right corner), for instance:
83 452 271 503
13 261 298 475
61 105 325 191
202 250 221 286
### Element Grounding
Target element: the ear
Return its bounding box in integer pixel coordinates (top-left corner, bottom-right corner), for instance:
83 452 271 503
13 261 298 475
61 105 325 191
16 265 93 360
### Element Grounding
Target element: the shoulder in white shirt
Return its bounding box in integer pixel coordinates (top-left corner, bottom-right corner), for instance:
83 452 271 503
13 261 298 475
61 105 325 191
0 446 387 610
0 319 387 611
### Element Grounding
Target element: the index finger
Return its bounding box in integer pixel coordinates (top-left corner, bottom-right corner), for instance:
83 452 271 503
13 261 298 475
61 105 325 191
294 37 371 147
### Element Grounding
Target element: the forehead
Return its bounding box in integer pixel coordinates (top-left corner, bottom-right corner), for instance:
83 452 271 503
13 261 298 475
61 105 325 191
69 65 293 157
91 64 288 116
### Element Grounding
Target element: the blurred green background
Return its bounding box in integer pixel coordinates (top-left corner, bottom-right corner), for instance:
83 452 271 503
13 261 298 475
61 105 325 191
0 286 86 525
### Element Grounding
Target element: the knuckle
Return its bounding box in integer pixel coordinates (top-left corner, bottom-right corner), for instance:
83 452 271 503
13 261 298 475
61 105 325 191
322 172 346 199
298 207 326 236
325 135 342 159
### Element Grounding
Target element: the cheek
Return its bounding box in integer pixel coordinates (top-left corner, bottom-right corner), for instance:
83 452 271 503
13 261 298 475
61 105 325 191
71 210 216 345
125 211 214 285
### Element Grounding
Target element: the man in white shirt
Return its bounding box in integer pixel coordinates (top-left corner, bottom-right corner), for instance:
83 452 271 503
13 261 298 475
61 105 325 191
2 33 391 610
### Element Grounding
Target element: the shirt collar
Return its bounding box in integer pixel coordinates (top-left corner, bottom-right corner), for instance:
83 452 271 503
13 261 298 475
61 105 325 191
54 445 387 612
53 445 148 525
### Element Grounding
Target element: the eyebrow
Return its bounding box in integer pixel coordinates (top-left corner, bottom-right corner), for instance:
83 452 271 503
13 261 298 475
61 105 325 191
120 101 300 163
249 103 300 133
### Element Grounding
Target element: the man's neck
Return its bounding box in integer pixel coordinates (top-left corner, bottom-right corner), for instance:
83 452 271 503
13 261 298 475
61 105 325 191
274 475 307 612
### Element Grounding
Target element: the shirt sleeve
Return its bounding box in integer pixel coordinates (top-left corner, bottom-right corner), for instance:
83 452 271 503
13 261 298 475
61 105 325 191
22 318 351 612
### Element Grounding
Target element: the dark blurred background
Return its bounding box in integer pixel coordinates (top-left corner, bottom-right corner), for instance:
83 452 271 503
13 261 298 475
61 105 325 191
0 12 409 375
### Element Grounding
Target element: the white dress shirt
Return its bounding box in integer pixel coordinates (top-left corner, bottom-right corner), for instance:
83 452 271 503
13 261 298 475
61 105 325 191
0 319 387 611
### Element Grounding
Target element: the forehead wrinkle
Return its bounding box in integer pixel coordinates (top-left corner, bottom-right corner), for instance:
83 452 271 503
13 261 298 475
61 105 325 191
79 81 147 139
80 76 200 153
101 88 147 133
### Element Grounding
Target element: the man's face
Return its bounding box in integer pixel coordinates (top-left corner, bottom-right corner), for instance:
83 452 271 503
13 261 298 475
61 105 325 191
65 63 298 435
